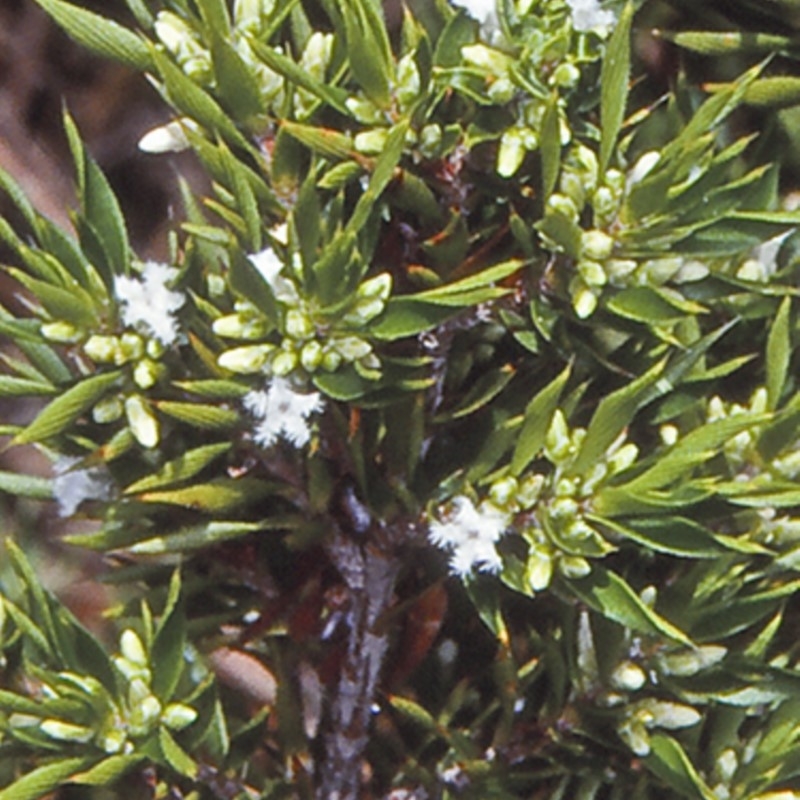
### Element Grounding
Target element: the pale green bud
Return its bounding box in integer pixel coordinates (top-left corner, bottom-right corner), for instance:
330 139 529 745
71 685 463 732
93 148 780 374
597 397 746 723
554 477 577 497
497 129 528 178
271 349 298 376
527 548 554 592
659 645 727 677
355 128 389 155
41 321 82 343
489 476 519 508
213 313 267 339
659 424 679 446
285 309 314 339
419 124 442 157
517 474 544 509
154 11 195 54
344 298 385 325
133 358 163 391
639 257 683 285
395 54 420 110
581 230 615 261
550 496 579 520
120 629 147 666
130 694 162 735
300 340 324 372
218 344 274 374
578 259 607 288
100 727 128 754
358 272 392 301
627 151 660 186
128 678 151 707
592 186 617 219
610 661 647 691
751 386 768 414
461 44 510 75
564 518 599 543
40 719 94 743
118 332 145 363
572 280 599 319
604 168 624 193
93 395 124 424
552 62 580 88
125 395 160 449
84 334 120 363
547 193 579 221
358 352 381 372
559 171 586 206
545 410 571 462
607 442 638 474
644 700 701 730
488 76 516 103
146 338 166 359
162 703 198 731
605 258 638 285
301 32 332 76
716 749 738 782
234 0 275 32
559 555 591 578
321 348 343 372
336 336 372 361
345 96 385 124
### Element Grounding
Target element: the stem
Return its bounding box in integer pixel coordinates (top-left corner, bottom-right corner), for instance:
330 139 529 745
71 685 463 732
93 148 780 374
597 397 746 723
318 533 399 800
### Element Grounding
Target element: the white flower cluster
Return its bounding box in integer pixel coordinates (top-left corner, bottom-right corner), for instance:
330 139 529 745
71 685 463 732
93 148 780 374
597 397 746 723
566 0 616 34
428 496 509 576
244 377 324 448
115 262 185 346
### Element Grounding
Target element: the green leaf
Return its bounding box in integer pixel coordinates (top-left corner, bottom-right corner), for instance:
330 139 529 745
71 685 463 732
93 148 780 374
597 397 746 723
70 755 145 786
280 121 355 160
369 298 458 340
606 286 707 323
0 376 57 397
599 1 634 173
645 735 717 800
664 29 795 56
0 470 52 499
227 248 279 323
435 365 515 422
154 400 240 430
63 111 130 280
568 566 693 646
127 520 286 554
766 297 791 410
342 0 393 108
124 443 232 494
210 34 264 120
32 0 151 70
0 758 98 800
511 363 571 475
13 370 122 445
158 726 197 778
151 571 185 701
592 516 729 558
138 478 276 512
540 92 561 200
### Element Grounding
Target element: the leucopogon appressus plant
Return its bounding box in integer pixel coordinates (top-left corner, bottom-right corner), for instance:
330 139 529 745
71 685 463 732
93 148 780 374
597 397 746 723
1 0 800 797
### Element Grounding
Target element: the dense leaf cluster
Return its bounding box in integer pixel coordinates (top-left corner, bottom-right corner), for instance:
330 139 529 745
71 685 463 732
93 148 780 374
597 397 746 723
0 0 800 798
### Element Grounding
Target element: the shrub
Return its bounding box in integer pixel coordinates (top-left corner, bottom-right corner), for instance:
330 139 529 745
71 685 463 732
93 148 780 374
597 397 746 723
1 0 800 798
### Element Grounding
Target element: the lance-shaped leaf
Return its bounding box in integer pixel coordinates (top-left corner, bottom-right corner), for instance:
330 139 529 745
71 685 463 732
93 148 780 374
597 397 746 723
663 29 797 56
127 520 290 555
70 755 146 786
342 0 393 108
12 370 122 445
0 756 99 800
150 570 185 701
766 297 792 411
645 735 718 800
209 34 264 121
124 443 232 494
599 1 634 173
32 0 151 70
568 566 693 646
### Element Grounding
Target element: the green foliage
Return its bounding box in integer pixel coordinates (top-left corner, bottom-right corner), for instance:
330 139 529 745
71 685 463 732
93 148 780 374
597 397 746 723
0 0 800 797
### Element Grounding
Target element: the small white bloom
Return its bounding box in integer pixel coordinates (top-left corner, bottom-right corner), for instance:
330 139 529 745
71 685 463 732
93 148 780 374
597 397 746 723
429 496 509 576
53 456 113 517
244 377 324 448
138 119 194 153
566 0 616 33
115 262 185 346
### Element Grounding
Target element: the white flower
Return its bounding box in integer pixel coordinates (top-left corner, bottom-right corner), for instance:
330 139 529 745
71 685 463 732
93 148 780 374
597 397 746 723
451 0 499 38
244 377 324 448
566 0 616 34
429 496 509 576
53 456 113 517
115 262 185 346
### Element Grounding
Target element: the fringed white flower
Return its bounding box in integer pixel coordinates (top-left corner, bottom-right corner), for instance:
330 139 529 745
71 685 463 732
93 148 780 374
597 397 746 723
452 0 499 38
429 496 510 576
115 261 185 346
244 377 324 448
566 0 616 33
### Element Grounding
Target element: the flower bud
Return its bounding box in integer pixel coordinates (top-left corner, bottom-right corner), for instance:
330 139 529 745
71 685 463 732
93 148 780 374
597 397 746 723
335 336 372 361
545 410 572 462
552 62 580 88
271 349 298 376
84 334 120 363
358 272 392 301
321 348 343 372
285 309 314 339
546 193 579 221
125 395 160 449
581 230 615 261
118 332 145 363
489 476 518 508
138 120 191 154
355 128 389 155
162 703 198 731
133 358 164 390
300 340 323 372
419 123 442 157
497 129 528 178
517 474 544 509
605 258 638 285
527 548 554 592
395 54 421 110
218 344 274 374
120 629 147 666
559 555 591 578
572 281 599 318
578 259 607 288
610 661 647 691
40 321 81 343
40 719 94 743
461 44 510 75
345 96 385 124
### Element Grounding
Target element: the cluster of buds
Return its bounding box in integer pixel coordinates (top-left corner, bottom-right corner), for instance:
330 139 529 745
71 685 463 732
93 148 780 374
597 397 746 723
15 630 196 756
574 611 710 757
541 146 700 317
488 410 637 592
216 250 391 381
